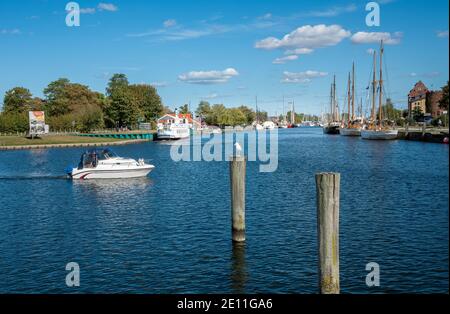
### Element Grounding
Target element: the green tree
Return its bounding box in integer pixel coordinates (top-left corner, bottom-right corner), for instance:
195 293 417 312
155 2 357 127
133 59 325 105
128 84 163 122
412 106 424 122
44 78 71 116
0 112 28 132
104 87 139 128
237 105 255 125
256 110 268 122
3 87 33 113
196 101 211 118
179 104 190 115
106 73 129 96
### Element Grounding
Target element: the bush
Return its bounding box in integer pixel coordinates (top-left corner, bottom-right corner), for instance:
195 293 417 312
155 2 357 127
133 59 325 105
0 112 29 133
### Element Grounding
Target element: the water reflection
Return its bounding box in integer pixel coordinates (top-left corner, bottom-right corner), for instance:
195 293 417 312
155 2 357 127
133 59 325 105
71 177 154 198
230 242 247 293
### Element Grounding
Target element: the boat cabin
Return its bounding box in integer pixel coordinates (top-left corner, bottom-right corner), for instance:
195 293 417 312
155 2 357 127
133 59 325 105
78 148 118 169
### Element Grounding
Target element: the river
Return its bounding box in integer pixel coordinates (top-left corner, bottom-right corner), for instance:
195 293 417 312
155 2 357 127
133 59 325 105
0 128 448 293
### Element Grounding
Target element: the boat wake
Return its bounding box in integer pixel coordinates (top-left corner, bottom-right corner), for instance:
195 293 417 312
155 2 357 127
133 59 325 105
0 175 69 181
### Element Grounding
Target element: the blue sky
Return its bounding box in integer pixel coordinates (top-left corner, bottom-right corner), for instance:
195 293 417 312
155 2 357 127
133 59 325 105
0 0 448 115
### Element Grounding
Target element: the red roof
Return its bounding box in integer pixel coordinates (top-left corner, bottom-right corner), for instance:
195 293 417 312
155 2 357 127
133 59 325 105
408 81 429 98
158 113 200 124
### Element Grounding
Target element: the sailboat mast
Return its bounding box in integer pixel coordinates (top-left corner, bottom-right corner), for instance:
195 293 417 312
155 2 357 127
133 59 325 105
351 62 355 121
291 101 295 124
255 96 258 124
371 51 377 122
379 40 384 128
333 75 337 122
347 72 351 125
330 84 333 123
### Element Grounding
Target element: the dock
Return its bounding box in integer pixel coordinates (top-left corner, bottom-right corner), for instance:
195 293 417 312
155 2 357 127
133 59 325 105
397 129 449 144
77 132 155 141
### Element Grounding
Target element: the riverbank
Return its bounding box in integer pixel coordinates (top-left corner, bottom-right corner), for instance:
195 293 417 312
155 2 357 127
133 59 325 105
0 135 150 151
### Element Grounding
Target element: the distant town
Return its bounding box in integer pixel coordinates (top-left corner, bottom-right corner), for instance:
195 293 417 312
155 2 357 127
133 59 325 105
0 73 448 135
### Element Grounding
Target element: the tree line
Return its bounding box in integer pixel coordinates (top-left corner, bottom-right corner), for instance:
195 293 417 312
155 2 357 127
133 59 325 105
194 101 268 127
0 74 164 133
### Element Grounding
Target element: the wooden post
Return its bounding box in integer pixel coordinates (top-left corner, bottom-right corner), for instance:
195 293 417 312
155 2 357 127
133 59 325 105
230 156 246 242
315 172 340 294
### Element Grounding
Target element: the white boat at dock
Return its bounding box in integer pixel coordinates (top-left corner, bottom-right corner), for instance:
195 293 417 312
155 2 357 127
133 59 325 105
340 62 362 137
362 41 398 141
157 111 198 140
361 129 398 140
66 148 154 179
340 127 362 136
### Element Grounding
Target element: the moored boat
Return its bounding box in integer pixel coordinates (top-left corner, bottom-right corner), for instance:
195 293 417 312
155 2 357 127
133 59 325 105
340 127 361 136
361 129 398 140
323 122 340 134
323 76 341 135
340 62 362 137
362 41 398 141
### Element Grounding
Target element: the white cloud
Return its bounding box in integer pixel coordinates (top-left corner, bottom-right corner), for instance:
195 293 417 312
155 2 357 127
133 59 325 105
150 82 168 87
163 19 177 28
409 72 417 77
97 3 118 12
437 30 449 38
128 24 231 41
282 70 328 83
284 48 314 55
178 68 239 84
80 8 96 14
258 13 272 20
351 31 403 45
0 29 21 35
367 48 376 55
273 55 298 64
255 24 351 54
203 93 219 99
306 4 357 17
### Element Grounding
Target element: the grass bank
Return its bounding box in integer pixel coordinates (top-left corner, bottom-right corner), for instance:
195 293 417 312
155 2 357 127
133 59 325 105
0 135 129 147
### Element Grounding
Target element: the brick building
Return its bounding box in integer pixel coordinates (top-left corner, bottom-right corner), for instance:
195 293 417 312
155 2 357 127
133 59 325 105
408 81 428 115
428 91 444 118
408 81 444 118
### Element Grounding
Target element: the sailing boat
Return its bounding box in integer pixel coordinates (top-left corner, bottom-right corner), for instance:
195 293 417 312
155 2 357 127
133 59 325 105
323 75 340 134
340 62 362 136
361 41 399 140
253 96 264 130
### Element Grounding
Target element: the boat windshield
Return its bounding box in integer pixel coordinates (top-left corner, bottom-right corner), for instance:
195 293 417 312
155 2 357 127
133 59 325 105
98 149 118 160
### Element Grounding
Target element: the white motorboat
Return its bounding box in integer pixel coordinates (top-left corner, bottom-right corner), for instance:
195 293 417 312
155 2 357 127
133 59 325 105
157 124 190 140
262 121 277 129
66 148 154 179
340 127 362 137
361 129 398 140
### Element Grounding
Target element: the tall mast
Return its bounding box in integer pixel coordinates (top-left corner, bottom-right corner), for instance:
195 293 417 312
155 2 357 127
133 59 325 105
255 96 258 124
378 40 384 128
330 83 333 123
347 72 351 125
333 75 337 122
371 51 377 122
291 101 295 124
351 62 355 121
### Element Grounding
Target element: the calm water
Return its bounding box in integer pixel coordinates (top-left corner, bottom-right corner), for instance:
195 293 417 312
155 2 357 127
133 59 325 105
0 128 448 294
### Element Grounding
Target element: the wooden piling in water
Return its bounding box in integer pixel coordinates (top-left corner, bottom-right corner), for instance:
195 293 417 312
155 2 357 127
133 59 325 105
230 156 246 242
315 172 340 294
